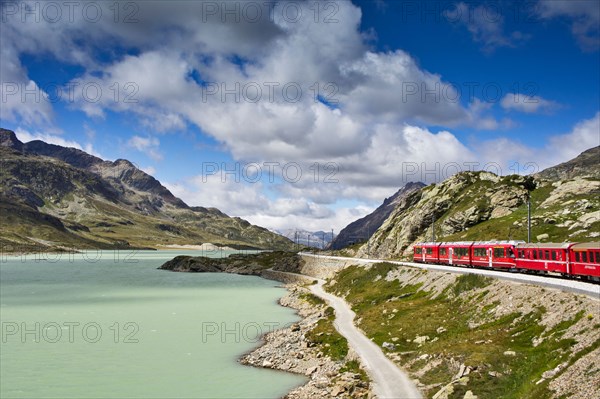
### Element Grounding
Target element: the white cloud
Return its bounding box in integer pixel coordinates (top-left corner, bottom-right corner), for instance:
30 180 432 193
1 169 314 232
501 93 560 114
0 43 54 126
536 0 600 51
141 166 156 176
127 135 163 162
476 112 600 173
444 2 529 52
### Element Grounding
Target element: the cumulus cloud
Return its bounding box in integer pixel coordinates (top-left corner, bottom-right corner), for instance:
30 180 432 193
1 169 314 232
476 112 600 173
127 135 163 162
501 93 560 114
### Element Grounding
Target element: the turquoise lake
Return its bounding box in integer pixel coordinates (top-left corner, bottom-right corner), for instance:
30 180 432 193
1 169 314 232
0 250 305 398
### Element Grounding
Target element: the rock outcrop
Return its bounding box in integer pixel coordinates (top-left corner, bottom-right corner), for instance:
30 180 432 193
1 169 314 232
357 172 530 258
159 251 304 276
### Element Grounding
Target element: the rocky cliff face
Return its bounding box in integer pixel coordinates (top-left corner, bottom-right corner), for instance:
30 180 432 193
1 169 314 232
0 128 293 252
357 172 530 258
329 182 426 250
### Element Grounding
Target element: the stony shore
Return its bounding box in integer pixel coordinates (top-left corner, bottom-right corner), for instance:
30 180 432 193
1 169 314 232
240 283 374 399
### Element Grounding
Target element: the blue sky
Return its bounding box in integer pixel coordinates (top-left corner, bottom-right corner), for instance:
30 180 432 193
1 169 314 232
1 0 599 232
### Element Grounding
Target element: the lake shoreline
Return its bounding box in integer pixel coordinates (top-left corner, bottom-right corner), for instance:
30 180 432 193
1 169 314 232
158 251 374 398
239 281 373 399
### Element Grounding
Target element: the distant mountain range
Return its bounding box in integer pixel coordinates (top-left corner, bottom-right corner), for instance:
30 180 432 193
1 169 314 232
277 229 335 249
0 128 293 253
334 146 600 258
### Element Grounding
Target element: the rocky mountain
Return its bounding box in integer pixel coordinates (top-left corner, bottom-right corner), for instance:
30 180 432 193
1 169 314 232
0 128 293 252
535 146 600 181
349 148 600 259
277 229 335 249
329 182 425 250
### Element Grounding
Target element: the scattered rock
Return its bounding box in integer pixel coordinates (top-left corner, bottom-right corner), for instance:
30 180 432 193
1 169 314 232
414 335 430 344
382 342 396 351
504 350 516 356
463 390 478 399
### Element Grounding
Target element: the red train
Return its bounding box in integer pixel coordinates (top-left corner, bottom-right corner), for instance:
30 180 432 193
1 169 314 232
413 241 600 282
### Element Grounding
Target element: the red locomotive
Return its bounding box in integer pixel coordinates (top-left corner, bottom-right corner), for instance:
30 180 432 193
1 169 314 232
413 241 600 282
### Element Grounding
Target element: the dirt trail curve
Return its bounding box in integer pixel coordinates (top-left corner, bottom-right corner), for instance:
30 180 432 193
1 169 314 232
310 279 423 399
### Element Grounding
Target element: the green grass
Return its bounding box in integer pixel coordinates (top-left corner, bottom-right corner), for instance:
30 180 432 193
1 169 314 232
299 292 326 306
305 306 349 361
450 274 493 297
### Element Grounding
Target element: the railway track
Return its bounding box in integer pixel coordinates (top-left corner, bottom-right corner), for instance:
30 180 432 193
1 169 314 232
300 253 600 299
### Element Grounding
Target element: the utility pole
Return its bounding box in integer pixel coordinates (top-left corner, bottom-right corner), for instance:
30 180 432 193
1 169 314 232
527 196 531 243
432 213 436 242
367 227 371 258
523 176 536 244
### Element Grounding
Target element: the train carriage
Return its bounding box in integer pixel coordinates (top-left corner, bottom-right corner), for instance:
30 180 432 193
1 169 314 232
471 241 521 269
439 241 473 266
413 242 441 263
569 242 600 281
412 239 599 282
515 243 571 274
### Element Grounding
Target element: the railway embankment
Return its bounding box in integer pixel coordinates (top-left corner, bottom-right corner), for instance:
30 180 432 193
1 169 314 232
313 258 600 399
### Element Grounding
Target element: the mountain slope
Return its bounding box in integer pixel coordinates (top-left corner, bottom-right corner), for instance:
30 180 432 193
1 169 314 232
354 149 600 259
329 182 425 250
0 128 293 252
535 146 600 181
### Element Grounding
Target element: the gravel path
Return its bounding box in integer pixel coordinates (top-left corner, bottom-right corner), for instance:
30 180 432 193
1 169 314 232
309 279 423 399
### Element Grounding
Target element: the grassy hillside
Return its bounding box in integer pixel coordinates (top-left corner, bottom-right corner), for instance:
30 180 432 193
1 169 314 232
357 171 599 259
326 263 600 398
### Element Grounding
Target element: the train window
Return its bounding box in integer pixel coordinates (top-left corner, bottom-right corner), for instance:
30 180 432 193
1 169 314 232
575 252 580 262
533 250 537 259
474 248 486 257
454 247 467 257
582 252 588 262
544 250 550 259
551 251 557 261
426 248 433 255
440 248 447 255
415 248 422 254
494 248 504 258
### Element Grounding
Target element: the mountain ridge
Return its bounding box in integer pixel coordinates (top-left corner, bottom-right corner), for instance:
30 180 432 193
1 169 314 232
0 128 293 252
